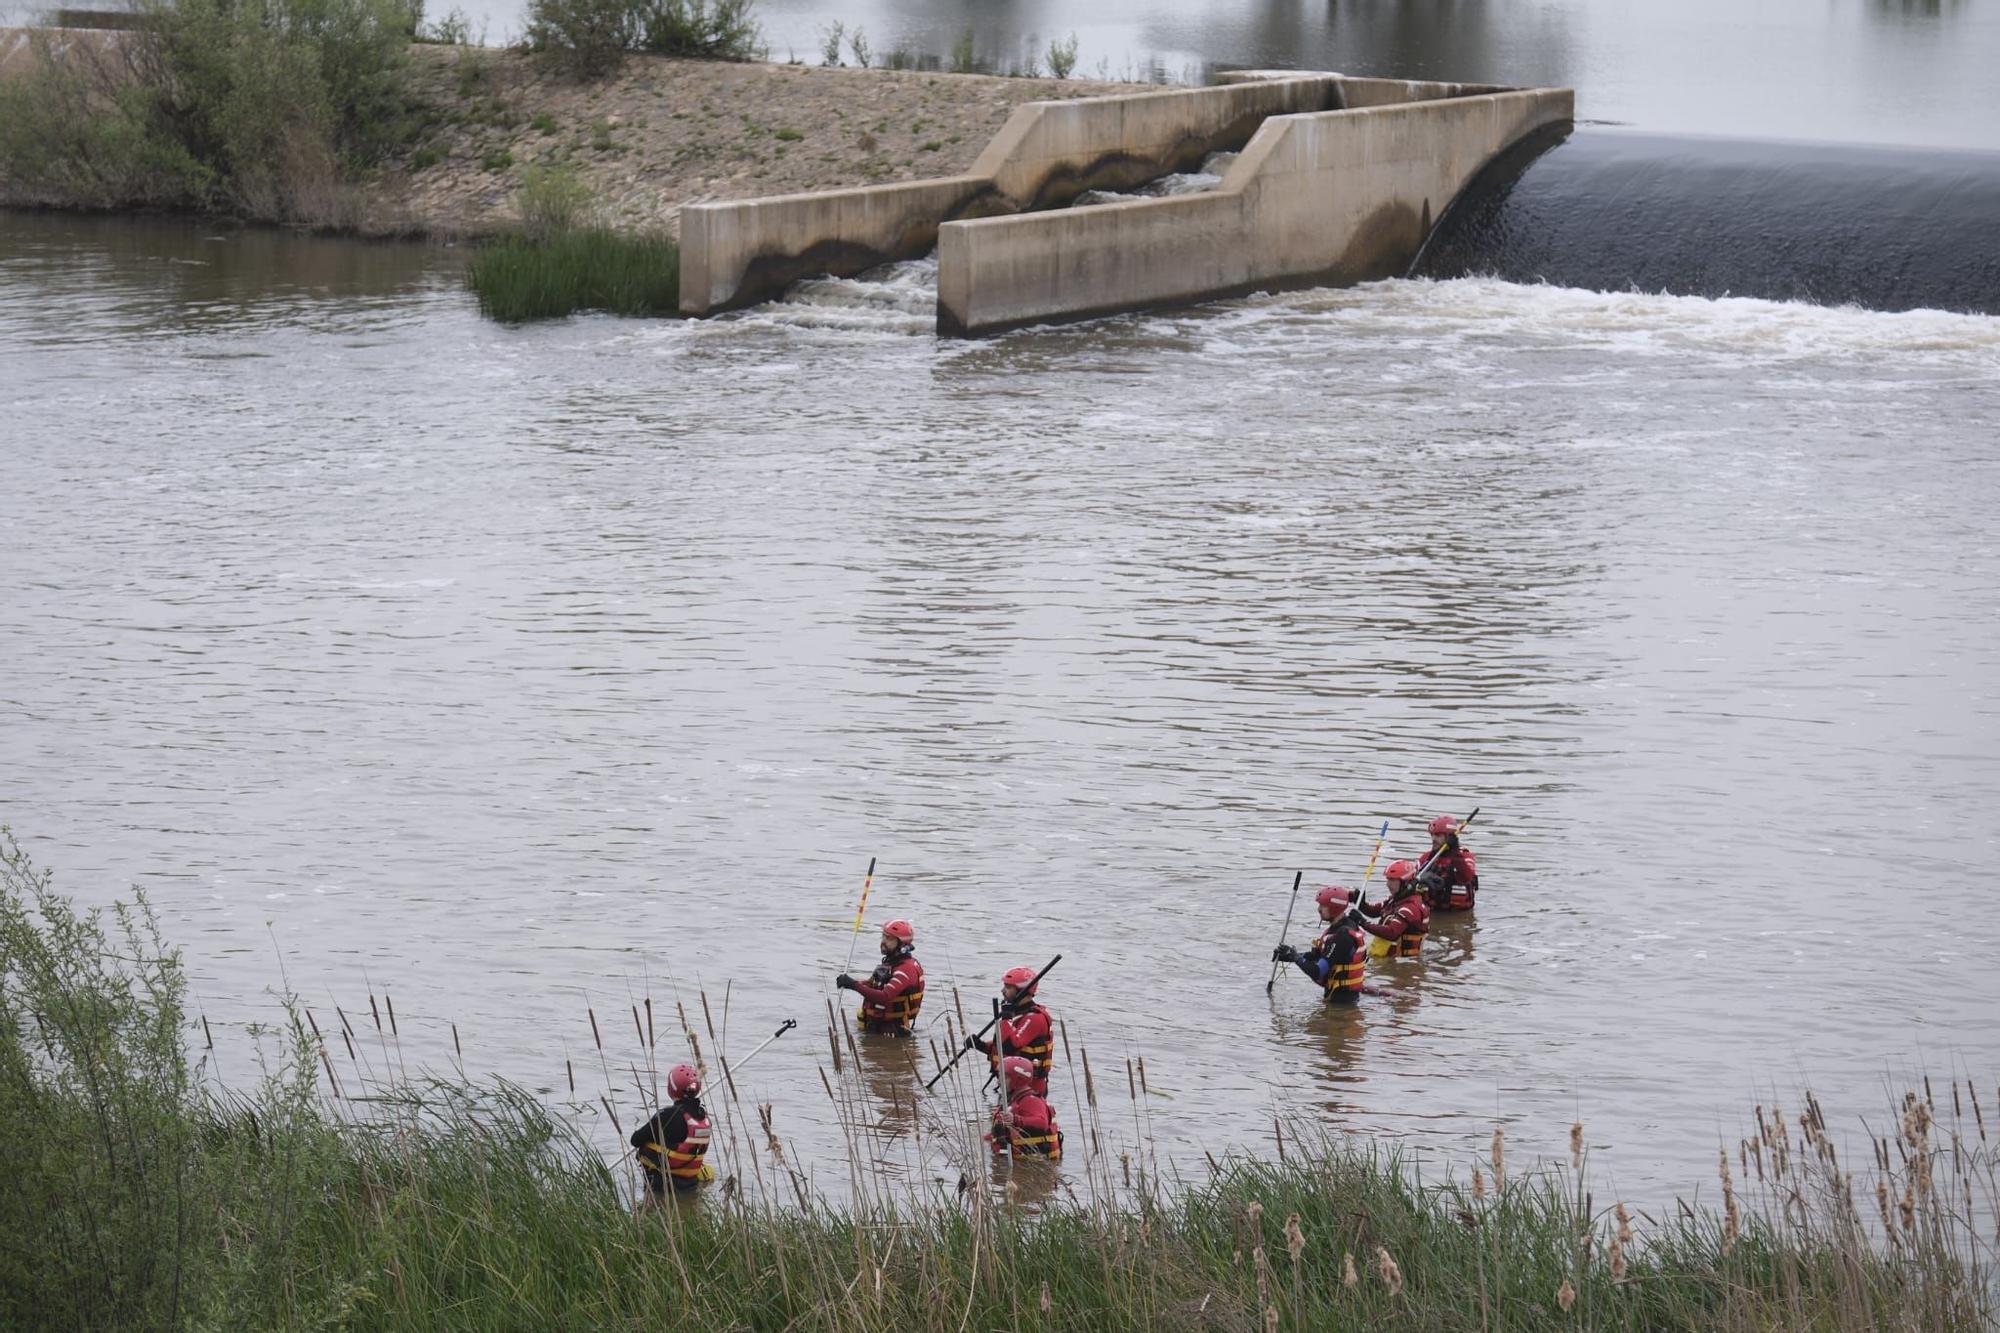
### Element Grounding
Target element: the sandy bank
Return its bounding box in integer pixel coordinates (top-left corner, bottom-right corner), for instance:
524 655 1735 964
0 32 1144 238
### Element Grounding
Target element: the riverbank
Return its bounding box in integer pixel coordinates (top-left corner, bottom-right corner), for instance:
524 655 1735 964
0 32 1139 238
4 832 1995 1330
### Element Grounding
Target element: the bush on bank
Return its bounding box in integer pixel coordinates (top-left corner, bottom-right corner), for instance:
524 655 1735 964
0 0 423 223
2 826 1992 1330
523 0 760 79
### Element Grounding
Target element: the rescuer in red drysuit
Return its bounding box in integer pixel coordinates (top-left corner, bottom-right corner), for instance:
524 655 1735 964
1417 814 1480 912
836 919 926 1035
631 1063 712 1199
1360 860 1431 957
1272 884 1369 1003
989 1055 1063 1161
967 965 1055 1095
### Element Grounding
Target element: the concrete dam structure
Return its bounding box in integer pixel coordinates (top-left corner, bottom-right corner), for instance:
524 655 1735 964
678 71 1573 335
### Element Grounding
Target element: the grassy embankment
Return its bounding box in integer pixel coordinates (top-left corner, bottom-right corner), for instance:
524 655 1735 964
2 826 1992 1330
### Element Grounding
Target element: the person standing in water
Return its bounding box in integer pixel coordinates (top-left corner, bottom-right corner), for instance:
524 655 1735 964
1418 815 1480 912
967 965 1055 1094
1360 860 1431 958
631 1063 711 1201
989 1055 1063 1161
836 918 926 1035
1272 884 1369 1003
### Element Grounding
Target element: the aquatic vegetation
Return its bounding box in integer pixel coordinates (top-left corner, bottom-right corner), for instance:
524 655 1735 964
465 226 679 320
2 829 1993 1330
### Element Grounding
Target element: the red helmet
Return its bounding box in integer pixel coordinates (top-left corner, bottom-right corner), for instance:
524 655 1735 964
667 1063 702 1098
1384 859 1419 886
1000 1055 1037 1092
1002 965 1038 998
880 919 914 946
1429 816 1459 838
1315 884 1355 914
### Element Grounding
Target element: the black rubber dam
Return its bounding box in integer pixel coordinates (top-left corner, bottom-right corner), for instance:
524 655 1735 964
1413 129 2000 315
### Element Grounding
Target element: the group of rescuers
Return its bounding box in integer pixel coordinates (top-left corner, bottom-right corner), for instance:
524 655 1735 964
632 815 1478 1200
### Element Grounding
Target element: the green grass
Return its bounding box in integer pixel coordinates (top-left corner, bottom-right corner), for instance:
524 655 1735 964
465 228 679 321
3 827 1994 1331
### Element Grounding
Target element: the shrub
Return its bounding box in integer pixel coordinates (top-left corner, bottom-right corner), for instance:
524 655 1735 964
948 25 976 73
846 25 870 68
516 159 593 239
466 229 680 320
480 146 514 171
818 18 843 66
524 0 639 77
1047 31 1079 79
635 0 760 60
0 0 419 223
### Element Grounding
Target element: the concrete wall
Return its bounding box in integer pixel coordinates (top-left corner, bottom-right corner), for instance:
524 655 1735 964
679 176 1002 317
935 87 1573 336
968 77 1338 210
678 76 1339 315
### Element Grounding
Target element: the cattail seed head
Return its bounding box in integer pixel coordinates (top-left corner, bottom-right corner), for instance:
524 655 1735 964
1491 1127 1507 1190
1472 1164 1487 1201
1557 1278 1576 1312
1609 1232 1627 1283
1615 1201 1633 1246
1570 1121 1584 1169
1375 1246 1403 1297
1284 1211 1305 1262
1263 1308 1279 1332
1342 1251 1358 1288
1040 1281 1052 1314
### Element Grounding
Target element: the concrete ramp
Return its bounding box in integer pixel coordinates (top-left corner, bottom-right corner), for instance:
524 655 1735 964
676 72 1573 332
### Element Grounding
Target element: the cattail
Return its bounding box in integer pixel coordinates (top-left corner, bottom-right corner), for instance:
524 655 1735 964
1040 1282 1053 1315
1472 1164 1487 1201
1899 1180 1915 1232
1491 1127 1507 1192
1342 1252 1358 1287
1570 1121 1584 1169
1374 1246 1403 1297
1263 1307 1279 1332
1284 1212 1305 1262
1616 1201 1633 1247
1556 1279 1576 1312
1877 1179 1894 1232
1719 1150 1740 1252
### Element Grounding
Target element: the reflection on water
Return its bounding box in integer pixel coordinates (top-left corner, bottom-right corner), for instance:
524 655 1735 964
3 211 1999 1207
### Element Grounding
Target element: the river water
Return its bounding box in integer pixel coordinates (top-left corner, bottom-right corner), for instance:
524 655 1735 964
4 207 1998 1206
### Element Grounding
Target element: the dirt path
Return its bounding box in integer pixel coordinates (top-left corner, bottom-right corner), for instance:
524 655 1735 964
386 46 1140 238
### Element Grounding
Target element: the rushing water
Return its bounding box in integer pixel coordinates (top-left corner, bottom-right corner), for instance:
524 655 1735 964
4 209 1998 1205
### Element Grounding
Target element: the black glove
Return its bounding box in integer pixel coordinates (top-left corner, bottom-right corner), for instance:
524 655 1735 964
963 1034 981 1052
1271 944 1298 963
1417 869 1445 891
835 974 858 991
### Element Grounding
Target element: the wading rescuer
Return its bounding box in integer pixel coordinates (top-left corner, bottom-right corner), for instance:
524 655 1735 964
1418 814 1479 912
631 1063 711 1201
836 918 926 1035
989 1055 1063 1161
1361 860 1431 958
1272 885 1368 1002
966 965 1054 1094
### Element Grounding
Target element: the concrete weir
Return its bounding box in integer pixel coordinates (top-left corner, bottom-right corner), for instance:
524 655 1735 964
677 71 1573 334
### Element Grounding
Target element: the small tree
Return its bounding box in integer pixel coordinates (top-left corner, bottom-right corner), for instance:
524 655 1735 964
1047 31 1079 80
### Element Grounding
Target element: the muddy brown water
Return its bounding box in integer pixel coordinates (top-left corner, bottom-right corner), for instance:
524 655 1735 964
2 209 1998 1206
